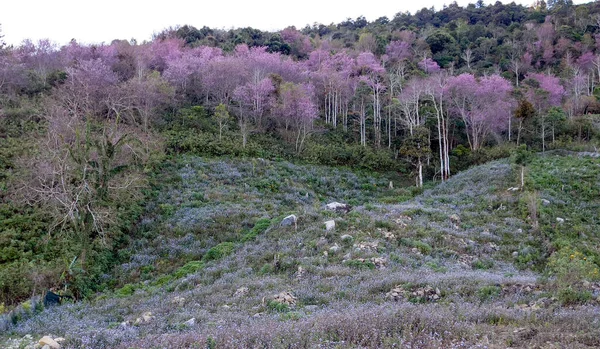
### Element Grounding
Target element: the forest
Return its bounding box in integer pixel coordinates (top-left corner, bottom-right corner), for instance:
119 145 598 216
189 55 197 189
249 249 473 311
0 0 599 332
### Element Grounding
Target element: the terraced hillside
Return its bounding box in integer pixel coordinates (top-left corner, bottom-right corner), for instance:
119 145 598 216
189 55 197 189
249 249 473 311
2 152 600 348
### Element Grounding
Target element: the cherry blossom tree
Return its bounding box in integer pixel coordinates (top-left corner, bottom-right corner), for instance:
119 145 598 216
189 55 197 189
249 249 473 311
418 57 440 74
275 82 318 153
232 76 275 129
356 52 386 147
524 73 565 151
446 73 513 150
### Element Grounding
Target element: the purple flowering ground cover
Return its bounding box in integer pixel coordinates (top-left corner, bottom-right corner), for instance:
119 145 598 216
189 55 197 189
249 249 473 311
2 153 600 348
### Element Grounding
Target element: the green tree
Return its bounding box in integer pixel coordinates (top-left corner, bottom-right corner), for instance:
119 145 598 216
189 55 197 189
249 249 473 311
547 107 566 145
514 99 536 146
214 103 231 141
510 144 532 190
399 127 431 188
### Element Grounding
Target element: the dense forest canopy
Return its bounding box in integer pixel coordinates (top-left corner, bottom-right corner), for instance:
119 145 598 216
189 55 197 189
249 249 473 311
1 0 600 305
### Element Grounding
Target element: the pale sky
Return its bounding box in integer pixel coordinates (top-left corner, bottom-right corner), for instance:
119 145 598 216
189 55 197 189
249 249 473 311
0 0 591 46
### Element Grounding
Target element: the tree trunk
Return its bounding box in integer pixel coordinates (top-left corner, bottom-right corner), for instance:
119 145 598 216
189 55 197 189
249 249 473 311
521 165 525 190
418 158 423 188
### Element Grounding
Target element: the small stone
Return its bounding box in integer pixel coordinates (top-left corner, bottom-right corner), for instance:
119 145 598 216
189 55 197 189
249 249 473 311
329 244 341 253
42 346 50 349
53 338 65 343
541 199 551 206
222 304 230 309
512 251 519 258
134 311 154 325
324 220 335 231
281 214 298 227
184 318 196 326
556 217 565 224
171 296 185 306
371 257 387 269
449 214 461 224
142 311 154 322
325 202 352 212
234 287 249 297
272 292 297 306
38 337 60 349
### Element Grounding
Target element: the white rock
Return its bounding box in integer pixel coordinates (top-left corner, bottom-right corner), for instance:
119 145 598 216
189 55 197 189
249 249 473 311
556 217 565 224
234 287 249 297
325 202 351 212
324 220 335 231
329 244 341 253
184 318 196 326
281 214 297 227
171 296 185 306
541 199 551 206
38 337 60 349
341 234 353 242
449 214 461 224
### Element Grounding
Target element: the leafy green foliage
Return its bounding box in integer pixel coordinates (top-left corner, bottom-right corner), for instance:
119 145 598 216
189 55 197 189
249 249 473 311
202 242 236 262
242 218 271 242
173 261 205 279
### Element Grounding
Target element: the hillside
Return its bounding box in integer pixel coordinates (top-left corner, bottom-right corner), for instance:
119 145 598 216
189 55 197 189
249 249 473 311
2 151 599 348
2 2 600 347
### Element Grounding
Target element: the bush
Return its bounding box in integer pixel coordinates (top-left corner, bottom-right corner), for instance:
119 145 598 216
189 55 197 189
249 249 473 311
400 238 432 255
302 142 404 171
202 242 236 262
344 259 376 270
173 261 205 279
116 283 136 297
267 300 290 313
241 218 271 242
471 259 494 270
547 247 600 284
477 285 501 302
557 287 592 305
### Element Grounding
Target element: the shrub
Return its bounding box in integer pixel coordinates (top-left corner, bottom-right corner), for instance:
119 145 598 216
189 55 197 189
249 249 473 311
259 263 275 275
400 238 432 255
557 287 593 305
116 283 136 297
547 247 600 284
173 261 205 279
202 242 236 262
471 259 494 270
344 259 376 270
241 218 271 242
477 285 501 302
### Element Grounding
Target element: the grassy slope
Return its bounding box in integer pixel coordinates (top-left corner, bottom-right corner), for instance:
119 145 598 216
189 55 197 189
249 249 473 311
2 153 600 348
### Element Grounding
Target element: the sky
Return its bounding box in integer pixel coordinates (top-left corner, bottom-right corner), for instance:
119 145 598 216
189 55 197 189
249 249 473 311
0 0 591 46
